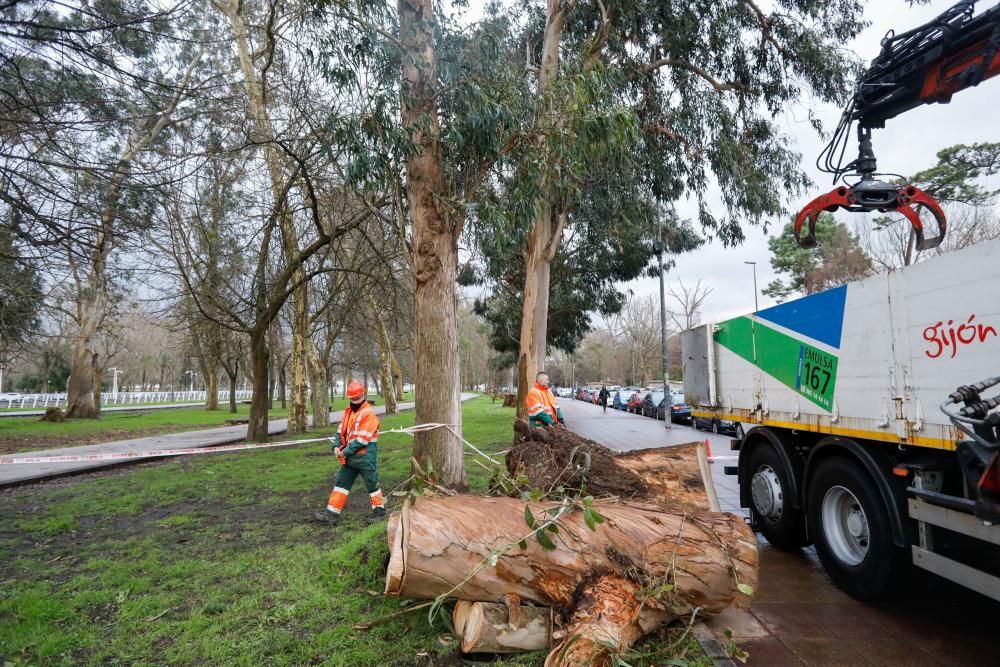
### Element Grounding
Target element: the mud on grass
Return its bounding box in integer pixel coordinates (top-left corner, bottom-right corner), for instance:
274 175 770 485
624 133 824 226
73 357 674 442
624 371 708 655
0 396 517 666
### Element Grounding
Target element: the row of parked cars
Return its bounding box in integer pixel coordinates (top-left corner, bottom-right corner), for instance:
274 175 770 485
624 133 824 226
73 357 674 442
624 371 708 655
571 386 743 436
573 386 693 423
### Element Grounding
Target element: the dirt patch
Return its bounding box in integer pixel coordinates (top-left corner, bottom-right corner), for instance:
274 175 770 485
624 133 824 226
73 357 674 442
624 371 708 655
507 422 648 499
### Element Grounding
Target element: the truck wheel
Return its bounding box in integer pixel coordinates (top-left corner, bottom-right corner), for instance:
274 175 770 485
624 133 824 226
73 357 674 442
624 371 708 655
807 457 896 601
746 442 807 549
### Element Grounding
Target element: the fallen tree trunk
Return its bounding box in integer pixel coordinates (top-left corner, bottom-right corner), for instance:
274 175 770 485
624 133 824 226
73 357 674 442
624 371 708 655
453 599 552 653
385 496 756 663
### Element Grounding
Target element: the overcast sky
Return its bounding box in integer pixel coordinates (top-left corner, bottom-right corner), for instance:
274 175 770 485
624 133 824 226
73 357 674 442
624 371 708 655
618 0 1000 324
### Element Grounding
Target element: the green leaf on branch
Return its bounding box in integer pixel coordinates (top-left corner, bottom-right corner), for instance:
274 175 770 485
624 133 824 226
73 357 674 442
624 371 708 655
737 583 754 596
524 505 536 530
535 530 556 550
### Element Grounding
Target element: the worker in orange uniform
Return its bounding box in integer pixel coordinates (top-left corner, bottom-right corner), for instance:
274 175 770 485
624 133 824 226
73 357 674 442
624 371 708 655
526 372 565 428
314 381 386 524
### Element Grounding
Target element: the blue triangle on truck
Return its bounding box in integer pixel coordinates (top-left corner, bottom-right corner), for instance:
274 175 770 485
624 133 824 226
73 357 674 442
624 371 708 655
756 284 847 349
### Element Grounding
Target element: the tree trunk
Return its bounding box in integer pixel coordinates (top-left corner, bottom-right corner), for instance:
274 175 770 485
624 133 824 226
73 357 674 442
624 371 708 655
91 352 101 412
386 496 756 664
399 0 466 489
247 332 270 441
215 0 311 434
279 364 287 410
205 366 219 410
515 0 568 417
515 209 550 420
268 363 276 410
454 600 551 653
287 298 309 432
228 366 239 414
391 351 404 401
65 302 101 418
366 290 397 414
307 340 329 428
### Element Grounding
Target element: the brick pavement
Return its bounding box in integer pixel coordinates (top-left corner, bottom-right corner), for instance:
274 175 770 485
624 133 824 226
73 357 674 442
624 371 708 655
561 397 1000 666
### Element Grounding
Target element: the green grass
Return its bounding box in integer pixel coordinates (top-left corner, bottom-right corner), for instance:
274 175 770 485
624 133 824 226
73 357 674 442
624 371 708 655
0 396 709 666
0 392 415 453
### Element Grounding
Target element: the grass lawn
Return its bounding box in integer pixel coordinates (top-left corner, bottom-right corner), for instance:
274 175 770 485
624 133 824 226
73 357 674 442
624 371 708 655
0 393 416 455
0 396 709 666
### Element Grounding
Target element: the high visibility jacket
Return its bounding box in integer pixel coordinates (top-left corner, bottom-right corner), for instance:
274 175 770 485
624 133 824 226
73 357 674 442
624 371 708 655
526 383 559 425
339 401 380 461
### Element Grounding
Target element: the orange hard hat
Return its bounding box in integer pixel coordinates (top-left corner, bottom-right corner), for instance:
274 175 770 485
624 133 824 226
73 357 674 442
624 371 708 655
347 381 366 400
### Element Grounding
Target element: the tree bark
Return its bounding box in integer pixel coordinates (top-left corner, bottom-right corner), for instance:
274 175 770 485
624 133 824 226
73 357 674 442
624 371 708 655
307 340 329 428
391 350 404 401
227 365 239 414
399 0 465 489
205 367 219 410
247 331 270 441
366 289 397 414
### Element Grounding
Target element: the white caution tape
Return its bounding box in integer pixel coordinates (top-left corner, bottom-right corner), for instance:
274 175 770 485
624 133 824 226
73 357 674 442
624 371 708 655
0 436 333 465
1 422 499 466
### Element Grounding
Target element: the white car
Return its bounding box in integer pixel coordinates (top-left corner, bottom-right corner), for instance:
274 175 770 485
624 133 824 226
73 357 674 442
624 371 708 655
554 387 572 398
0 392 24 402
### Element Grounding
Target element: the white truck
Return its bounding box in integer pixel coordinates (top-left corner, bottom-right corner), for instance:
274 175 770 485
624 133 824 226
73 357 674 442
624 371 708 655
682 239 1000 601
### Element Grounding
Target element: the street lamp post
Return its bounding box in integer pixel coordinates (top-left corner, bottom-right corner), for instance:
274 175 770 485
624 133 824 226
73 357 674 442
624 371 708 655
744 261 760 313
656 213 672 430
107 367 123 402
745 261 759 366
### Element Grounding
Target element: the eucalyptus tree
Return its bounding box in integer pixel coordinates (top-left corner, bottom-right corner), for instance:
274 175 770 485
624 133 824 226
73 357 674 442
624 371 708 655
500 0 869 416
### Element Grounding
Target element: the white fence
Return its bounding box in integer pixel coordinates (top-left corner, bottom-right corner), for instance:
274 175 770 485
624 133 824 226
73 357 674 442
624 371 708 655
0 389 255 410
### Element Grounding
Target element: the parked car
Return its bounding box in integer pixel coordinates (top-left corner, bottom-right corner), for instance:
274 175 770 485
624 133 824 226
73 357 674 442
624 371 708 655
614 387 635 410
659 391 692 423
554 386 572 398
626 391 644 413
0 392 23 402
693 414 743 438
641 391 664 418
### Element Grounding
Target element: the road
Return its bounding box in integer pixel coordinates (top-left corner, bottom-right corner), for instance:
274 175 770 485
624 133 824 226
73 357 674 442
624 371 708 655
560 397 999 666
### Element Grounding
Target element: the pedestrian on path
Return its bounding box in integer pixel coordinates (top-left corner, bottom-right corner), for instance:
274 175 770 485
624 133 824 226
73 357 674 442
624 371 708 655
314 381 386 525
598 386 609 413
527 372 565 428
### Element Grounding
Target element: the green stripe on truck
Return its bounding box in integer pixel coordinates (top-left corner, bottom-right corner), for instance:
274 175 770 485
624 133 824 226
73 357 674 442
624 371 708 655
716 316 839 411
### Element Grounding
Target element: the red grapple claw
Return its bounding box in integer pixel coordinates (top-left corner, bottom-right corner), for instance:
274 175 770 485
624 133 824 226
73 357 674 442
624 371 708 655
794 186 853 248
895 186 947 251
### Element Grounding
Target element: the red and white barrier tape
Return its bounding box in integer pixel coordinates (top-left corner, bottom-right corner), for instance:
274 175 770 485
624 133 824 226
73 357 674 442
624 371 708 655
0 422 489 466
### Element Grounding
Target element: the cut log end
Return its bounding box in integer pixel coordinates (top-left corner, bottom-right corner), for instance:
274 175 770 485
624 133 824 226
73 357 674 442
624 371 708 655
455 601 551 654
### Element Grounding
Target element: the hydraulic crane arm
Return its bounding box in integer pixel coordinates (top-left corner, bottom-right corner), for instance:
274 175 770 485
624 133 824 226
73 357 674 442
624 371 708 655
795 1 1000 249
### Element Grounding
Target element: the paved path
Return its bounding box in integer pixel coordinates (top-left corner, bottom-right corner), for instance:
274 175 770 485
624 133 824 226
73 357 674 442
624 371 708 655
1 394 478 487
0 401 234 418
562 398 1000 666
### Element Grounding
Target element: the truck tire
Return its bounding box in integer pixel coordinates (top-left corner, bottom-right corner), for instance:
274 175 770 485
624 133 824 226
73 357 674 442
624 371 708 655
807 457 897 601
746 442 807 549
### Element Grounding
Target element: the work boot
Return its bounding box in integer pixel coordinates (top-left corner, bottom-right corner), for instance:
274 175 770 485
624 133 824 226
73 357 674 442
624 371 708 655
367 507 387 523
313 510 340 525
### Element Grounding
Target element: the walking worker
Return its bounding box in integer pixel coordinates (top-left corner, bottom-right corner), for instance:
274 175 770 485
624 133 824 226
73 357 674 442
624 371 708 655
526 372 565 428
599 385 609 413
314 381 386 524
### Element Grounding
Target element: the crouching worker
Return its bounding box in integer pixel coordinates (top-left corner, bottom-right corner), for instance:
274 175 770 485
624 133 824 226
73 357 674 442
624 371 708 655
314 381 386 524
